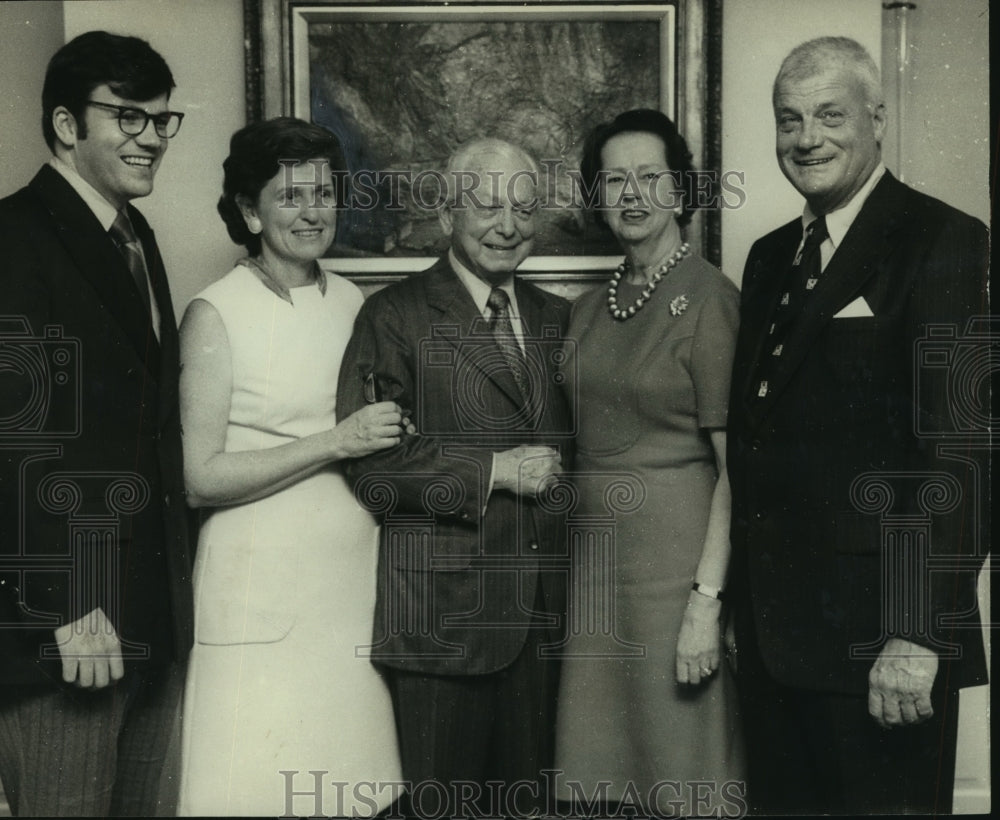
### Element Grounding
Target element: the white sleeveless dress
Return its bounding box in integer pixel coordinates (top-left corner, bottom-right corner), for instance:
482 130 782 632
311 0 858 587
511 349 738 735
178 265 402 817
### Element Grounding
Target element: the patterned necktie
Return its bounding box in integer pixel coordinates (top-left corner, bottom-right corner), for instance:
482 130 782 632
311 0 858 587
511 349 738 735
754 216 828 399
109 210 152 316
487 286 529 400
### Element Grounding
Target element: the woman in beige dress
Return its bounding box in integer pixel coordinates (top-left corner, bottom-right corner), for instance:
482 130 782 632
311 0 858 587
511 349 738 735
555 109 745 817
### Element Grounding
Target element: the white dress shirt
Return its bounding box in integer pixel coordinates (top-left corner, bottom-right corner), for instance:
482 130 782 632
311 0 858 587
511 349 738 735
448 249 536 510
49 156 161 339
800 162 886 272
448 248 526 350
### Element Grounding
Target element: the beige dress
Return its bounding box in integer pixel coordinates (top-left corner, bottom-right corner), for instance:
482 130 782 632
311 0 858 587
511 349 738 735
178 265 401 817
555 255 746 816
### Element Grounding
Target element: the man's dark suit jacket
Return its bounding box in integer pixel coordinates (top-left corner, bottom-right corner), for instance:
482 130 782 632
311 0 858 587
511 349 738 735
728 171 989 695
337 257 572 676
0 165 194 689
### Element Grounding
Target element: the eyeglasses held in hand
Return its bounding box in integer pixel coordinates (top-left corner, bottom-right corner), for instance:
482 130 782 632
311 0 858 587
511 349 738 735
86 101 185 139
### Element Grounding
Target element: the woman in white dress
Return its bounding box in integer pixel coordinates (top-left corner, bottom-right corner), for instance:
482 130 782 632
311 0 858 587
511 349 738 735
178 118 404 816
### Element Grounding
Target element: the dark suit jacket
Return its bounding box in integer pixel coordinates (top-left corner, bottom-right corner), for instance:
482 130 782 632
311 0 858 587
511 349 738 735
338 257 572 675
728 172 989 695
0 165 194 689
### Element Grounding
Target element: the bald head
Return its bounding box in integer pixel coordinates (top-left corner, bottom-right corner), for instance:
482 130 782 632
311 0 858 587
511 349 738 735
444 138 540 208
439 138 539 283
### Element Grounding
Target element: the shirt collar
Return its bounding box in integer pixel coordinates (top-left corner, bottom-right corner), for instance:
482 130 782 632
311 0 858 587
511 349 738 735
48 156 120 231
802 163 886 250
238 256 327 305
448 248 518 317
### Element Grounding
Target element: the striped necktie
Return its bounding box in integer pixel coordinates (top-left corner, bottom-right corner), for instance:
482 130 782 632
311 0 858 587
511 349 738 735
109 209 152 316
487 286 529 401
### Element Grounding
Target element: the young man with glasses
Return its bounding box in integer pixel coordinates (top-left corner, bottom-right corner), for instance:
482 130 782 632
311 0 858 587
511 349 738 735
0 30 194 816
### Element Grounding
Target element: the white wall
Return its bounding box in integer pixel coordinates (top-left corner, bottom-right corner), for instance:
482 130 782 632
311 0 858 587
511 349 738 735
62 0 246 316
882 0 989 224
0 1 64 193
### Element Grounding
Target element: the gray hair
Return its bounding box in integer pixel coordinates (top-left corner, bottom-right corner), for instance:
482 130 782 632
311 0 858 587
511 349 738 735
773 36 883 109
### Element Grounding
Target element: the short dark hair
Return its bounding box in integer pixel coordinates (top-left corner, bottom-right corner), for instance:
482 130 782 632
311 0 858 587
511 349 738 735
42 31 175 151
579 108 696 229
218 117 347 255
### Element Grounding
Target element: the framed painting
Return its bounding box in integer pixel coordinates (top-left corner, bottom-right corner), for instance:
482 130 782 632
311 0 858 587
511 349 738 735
245 0 722 283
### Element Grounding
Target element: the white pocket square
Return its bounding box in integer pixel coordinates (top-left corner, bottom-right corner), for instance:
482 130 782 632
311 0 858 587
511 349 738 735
833 296 874 318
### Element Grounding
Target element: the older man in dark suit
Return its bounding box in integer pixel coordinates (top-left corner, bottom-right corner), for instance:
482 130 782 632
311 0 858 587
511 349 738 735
0 31 193 816
338 137 571 818
727 36 989 815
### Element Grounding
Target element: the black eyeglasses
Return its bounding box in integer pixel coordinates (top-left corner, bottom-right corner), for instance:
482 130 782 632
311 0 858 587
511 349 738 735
86 101 185 139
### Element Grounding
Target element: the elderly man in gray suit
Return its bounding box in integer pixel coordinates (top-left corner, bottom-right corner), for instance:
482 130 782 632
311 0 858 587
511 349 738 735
338 138 571 818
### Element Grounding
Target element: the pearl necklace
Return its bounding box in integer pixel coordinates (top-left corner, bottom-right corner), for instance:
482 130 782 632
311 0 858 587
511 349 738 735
607 242 690 320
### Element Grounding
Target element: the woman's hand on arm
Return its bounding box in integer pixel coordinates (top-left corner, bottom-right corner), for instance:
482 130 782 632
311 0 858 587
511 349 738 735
325 402 407 460
179 299 405 508
676 428 730 685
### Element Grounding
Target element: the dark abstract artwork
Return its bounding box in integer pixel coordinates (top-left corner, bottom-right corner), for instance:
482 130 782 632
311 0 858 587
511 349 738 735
308 19 663 257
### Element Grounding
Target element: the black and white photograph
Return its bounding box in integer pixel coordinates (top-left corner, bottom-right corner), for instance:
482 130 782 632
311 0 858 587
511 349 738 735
0 0 990 817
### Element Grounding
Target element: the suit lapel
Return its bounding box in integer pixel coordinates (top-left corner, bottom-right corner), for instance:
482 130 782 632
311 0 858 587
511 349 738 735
424 258 527 410
133 212 172 387
29 166 160 378
513 277 552 338
743 174 903 424
514 279 562 427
